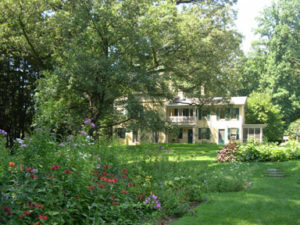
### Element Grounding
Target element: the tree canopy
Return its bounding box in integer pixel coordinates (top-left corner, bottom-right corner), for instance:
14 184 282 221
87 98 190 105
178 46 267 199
0 0 242 140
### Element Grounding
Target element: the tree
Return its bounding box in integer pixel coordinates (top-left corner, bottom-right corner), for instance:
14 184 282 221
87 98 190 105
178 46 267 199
246 92 284 141
34 0 242 137
287 119 300 140
1 0 242 139
254 0 300 124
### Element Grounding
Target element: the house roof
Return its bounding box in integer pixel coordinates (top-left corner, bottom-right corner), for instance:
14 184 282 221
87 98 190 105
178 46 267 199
167 96 247 106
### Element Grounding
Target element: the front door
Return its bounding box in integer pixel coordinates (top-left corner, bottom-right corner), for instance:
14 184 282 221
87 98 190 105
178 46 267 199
188 129 193 144
218 129 225 145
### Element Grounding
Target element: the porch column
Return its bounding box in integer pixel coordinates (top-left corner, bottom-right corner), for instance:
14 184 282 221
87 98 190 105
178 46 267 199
193 127 196 144
260 127 263 143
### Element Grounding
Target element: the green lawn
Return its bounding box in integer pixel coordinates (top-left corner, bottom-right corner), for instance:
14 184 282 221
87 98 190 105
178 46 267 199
162 144 300 225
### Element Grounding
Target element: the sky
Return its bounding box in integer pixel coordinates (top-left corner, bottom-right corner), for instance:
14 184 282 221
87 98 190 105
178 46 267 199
235 0 273 53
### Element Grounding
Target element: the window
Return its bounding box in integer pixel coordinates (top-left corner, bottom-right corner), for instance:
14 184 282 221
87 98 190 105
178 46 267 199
228 128 239 140
198 128 210 140
255 128 260 140
152 131 159 143
199 109 210 120
217 109 226 120
217 108 239 120
174 108 178 116
183 108 189 116
133 130 138 142
116 128 126 139
230 108 239 120
178 128 183 139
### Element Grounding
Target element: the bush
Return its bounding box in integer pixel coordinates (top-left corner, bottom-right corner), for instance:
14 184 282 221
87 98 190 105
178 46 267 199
235 141 300 162
0 124 251 224
216 142 238 162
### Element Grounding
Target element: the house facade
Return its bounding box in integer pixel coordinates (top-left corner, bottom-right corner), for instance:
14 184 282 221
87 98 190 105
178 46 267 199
116 96 266 145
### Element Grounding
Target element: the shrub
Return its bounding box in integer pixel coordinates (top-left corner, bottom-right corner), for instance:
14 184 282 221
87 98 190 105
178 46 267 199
235 141 300 162
216 142 238 162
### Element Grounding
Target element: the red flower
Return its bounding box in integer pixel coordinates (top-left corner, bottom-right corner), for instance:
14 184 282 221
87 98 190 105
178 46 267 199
34 222 40 225
50 164 61 170
35 204 44 209
39 215 48 220
111 196 116 200
127 183 133 187
103 165 109 169
18 215 24 219
112 202 119 205
25 168 33 172
102 172 107 176
24 210 31 215
122 168 127 174
98 184 104 188
122 174 127 178
62 208 67 212
88 186 95 190
122 190 128 194
63 170 72 174
138 194 143 200
8 162 15 167
30 174 38 178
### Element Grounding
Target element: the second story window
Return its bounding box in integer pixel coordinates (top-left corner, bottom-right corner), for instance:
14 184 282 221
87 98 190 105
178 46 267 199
183 108 189 116
217 108 239 120
199 109 210 120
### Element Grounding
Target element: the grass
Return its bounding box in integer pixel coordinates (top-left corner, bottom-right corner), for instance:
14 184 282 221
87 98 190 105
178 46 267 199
158 144 300 225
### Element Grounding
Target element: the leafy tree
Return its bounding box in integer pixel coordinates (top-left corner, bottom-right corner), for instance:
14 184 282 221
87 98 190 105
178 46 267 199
1 0 242 139
246 92 284 141
34 0 242 137
254 0 300 124
287 119 300 140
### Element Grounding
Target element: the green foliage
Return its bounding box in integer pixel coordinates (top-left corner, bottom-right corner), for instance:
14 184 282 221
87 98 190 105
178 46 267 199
0 131 251 224
236 0 300 126
235 141 300 162
246 92 284 141
287 119 300 139
1 0 242 139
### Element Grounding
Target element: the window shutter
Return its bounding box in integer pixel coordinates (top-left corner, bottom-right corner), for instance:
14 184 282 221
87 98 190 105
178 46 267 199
198 128 201 139
206 128 210 140
236 108 239 120
226 108 230 120
207 111 210 120
217 110 220 120
228 128 231 140
199 110 202 120
237 128 239 140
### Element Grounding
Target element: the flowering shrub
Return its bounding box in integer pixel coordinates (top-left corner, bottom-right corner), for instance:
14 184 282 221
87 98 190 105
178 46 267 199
0 122 252 224
216 142 238 162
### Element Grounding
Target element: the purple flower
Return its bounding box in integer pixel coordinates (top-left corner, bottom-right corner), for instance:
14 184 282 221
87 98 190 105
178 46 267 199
67 135 73 139
59 143 65 147
84 118 91 124
32 169 38 174
156 203 161 208
145 198 150 204
152 194 157 200
97 157 101 161
97 164 101 169
21 144 27 148
0 129 7 135
91 122 95 128
80 131 87 136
